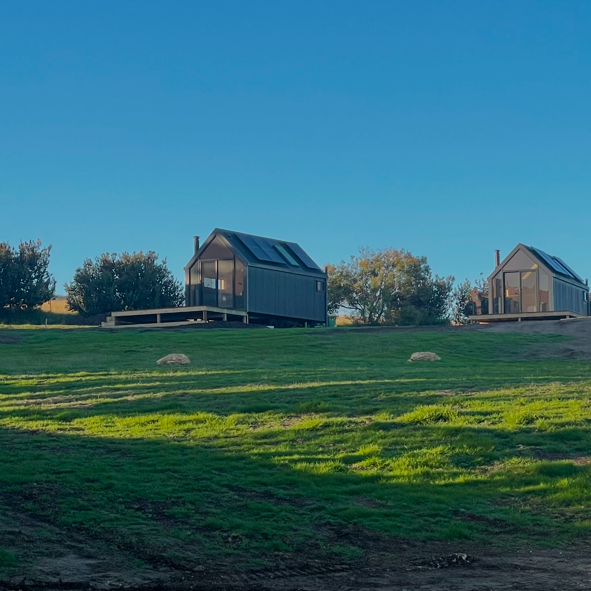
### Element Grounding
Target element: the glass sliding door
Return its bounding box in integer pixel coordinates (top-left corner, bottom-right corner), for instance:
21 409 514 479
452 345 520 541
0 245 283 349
504 272 521 313
217 259 234 308
492 274 502 314
521 271 537 313
201 261 217 307
199 257 246 310
189 263 200 306
503 271 540 313
539 270 550 311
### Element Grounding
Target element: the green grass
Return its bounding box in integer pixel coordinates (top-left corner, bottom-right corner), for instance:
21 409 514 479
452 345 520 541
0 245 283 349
1 326 591 570
0 549 18 575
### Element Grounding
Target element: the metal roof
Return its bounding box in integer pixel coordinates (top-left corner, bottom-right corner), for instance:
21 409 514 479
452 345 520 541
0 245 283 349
526 246 586 284
203 228 324 274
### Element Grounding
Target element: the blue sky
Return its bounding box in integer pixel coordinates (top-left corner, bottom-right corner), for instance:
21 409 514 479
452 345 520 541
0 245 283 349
2 1 591 290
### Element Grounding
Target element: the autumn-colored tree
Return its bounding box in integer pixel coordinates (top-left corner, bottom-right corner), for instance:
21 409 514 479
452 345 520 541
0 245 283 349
327 247 453 325
66 251 184 316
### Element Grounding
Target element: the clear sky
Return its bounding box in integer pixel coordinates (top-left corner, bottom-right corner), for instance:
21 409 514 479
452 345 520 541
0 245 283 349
2 1 591 291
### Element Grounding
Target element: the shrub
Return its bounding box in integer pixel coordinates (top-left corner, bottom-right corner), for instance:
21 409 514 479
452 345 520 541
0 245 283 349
0 240 55 310
66 251 184 315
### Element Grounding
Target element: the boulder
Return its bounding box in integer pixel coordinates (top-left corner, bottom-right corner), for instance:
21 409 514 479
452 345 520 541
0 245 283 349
157 353 190 366
408 351 441 362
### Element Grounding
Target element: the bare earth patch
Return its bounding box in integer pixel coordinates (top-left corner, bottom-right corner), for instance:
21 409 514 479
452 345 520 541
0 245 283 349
0 509 172 589
485 318 591 360
2 510 591 591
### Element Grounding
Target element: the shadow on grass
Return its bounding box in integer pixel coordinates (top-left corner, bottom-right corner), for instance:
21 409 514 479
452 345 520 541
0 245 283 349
1 409 590 573
1 327 591 572
4 363 591 425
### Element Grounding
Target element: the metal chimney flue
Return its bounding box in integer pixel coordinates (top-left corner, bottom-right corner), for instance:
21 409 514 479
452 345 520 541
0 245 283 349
494 250 500 267
194 236 200 254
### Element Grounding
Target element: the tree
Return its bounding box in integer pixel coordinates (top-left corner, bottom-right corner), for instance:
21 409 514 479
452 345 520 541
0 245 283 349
66 251 184 316
0 240 55 310
451 277 488 324
327 247 454 325
451 279 474 325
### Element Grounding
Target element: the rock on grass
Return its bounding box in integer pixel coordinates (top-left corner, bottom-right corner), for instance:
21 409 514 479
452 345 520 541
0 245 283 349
156 353 190 365
408 352 441 362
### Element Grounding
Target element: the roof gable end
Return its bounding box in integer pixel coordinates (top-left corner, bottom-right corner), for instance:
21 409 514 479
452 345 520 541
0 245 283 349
488 243 586 286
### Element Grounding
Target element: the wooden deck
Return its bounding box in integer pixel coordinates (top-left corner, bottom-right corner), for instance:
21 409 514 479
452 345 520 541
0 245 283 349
468 310 588 323
102 305 248 329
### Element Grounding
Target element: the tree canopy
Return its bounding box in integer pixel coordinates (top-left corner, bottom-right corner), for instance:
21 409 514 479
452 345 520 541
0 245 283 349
327 247 454 325
0 240 55 311
66 251 184 316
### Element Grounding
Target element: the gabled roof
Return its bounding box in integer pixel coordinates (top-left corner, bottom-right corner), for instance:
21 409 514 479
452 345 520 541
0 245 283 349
525 246 585 284
186 228 325 275
490 243 587 287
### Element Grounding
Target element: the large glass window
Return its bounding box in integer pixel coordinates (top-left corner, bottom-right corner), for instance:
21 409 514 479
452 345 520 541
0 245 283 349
501 270 547 313
504 272 521 313
504 250 537 272
190 264 199 285
200 236 233 260
217 260 234 308
201 261 217 306
539 270 550 312
492 274 502 314
189 263 200 305
521 271 537 313
493 256 556 315
235 260 245 309
196 256 247 310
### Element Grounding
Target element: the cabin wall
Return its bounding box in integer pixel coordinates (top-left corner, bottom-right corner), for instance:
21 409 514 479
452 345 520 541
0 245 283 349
553 278 589 315
247 267 326 322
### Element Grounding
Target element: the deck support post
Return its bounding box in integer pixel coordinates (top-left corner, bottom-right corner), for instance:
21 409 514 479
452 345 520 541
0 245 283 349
223 313 227 322
243 316 248 324
156 314 161 324
203 310 208 322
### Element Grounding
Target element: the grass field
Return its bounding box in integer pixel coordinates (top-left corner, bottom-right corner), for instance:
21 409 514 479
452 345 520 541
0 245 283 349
2 325 591 582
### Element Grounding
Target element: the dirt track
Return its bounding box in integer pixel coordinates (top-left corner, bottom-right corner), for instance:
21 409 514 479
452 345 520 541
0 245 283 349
2 541 591 590
3 492 591 591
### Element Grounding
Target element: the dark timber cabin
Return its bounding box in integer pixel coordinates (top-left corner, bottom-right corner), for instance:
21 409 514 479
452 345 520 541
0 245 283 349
102 229 327 328
469 244 589 322
184 229 327 327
